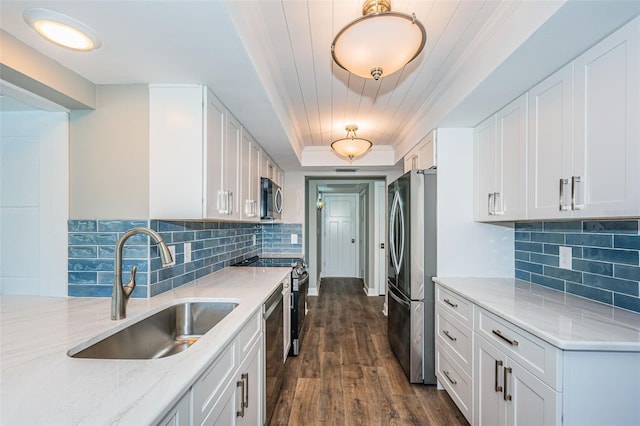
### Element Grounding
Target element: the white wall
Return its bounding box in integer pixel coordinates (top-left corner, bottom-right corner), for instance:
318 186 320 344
1 111 69 296
436 128 514 277
69 85 150 219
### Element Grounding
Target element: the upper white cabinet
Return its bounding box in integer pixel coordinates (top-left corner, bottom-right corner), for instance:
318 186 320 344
475 16 639 222
149 85 210 219
527 63 574 220
404 129 437 172
474 94 528 221
240 130 261 220
149 84 269 222
572 19 639 218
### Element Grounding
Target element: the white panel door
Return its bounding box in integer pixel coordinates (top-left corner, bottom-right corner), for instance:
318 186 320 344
374 181 386 296
225 113 241 219
508 359 559 426
204 90 226 219
475 335 507 426
323 194 358 277
474 115 498 221
573 18 640 218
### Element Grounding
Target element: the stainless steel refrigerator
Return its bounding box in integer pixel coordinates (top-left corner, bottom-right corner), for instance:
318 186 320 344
387 169 436 384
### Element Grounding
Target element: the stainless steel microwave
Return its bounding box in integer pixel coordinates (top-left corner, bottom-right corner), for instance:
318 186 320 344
260 178 283 220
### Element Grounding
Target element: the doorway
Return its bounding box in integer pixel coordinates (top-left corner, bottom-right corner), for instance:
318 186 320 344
322 194 359 277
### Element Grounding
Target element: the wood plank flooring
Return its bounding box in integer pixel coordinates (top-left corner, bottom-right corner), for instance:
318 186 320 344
269 277 469 426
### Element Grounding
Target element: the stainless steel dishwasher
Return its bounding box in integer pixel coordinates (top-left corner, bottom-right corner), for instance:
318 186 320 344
264 283 284 425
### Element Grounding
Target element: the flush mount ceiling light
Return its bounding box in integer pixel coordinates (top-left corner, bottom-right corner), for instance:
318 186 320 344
331 0 426 80
331 125 373 161
23 8 101 51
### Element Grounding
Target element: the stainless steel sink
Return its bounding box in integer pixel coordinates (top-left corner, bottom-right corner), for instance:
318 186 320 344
69 301 238 359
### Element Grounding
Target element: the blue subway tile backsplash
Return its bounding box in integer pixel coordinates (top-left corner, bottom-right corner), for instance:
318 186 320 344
515 220 640 313
68 220 302 298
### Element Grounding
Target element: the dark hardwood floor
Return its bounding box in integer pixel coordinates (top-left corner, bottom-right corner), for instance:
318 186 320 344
269 277 469 426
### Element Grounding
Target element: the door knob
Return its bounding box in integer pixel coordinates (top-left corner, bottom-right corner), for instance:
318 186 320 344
351 238 355 243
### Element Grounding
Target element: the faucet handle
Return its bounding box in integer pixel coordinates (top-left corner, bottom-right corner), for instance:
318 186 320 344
123 265 137 299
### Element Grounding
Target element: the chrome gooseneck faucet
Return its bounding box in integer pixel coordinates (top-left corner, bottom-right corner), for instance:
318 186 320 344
111 227 173 320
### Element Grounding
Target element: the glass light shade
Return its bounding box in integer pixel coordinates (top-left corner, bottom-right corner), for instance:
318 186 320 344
24 8 101 51
332 11 426 80
331 125 373 161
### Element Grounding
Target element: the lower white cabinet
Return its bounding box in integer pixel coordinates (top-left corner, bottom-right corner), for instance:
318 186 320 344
435 282 640 426
157 310 264 426
474 334 559 426
158 392 191 426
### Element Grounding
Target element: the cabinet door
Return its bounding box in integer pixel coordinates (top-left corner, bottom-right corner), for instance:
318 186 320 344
507 360 559 426
283 279 291 361
250 141 261 220
474 115 498 221
204 90 226 219
497 94 527 220
474 335 507 426
236 336 263 426
201 379 236 426
149 85 204 219
225 113 241 219
158 391 191 426
417 130 436 170
527 63 574 219
572 18 640 218
403 153 414 173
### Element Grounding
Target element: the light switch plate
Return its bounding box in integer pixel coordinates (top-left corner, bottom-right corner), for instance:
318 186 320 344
559 246 572 270
184 242 192 263
252 234 257 246
291 234 298 244
167 245 176 266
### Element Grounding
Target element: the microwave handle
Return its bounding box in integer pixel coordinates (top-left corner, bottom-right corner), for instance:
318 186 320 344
275 187 283 214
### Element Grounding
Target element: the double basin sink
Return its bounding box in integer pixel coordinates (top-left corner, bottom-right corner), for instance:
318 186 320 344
68 301 238 360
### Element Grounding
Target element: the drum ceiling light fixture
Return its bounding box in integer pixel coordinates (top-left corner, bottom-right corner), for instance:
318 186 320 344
331 0 426 80
331 125 372 161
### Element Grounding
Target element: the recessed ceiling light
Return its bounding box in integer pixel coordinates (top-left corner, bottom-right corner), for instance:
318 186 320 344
23 8 101 51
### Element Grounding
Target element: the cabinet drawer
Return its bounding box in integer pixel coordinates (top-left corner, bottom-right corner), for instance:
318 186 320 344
436 285 472 327
436 348 472 423
475 308 561 390
237 311 262 358
436 307 472 375
192 343 236 425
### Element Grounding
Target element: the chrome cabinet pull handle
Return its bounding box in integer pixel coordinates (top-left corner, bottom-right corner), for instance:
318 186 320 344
559 178 570 211
571 176 584 210
488 193 494 215
443 298 458 308
236 379 245 417
492 329 519 346
504 366 512 401
443 370 457 385
242 373 249 408
495 360 503 392
443 330 457 342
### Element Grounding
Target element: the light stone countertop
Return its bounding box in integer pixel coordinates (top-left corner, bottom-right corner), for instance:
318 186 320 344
433 277 640 352
0 266 291 425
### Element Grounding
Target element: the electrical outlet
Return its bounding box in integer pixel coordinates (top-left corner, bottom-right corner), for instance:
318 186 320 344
167 245 176 266
559 246 572 270
184 242 192 263
291 234 298 244
252 234 257 246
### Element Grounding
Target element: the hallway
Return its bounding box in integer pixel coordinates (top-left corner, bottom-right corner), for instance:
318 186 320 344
269 278 468 425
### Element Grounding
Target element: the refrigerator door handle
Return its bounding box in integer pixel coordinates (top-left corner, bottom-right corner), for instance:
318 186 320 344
389 191 400 274
397 195 405 272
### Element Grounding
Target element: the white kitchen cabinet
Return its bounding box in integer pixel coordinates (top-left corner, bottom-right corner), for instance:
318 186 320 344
240 130 261 220
527 16 640 220
404 129 437 172
571 17 640 218
149 84 209 219
474 335 559 426
191 311 263 426
474 94 527 221
158 392 191 426
149 85 259 221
